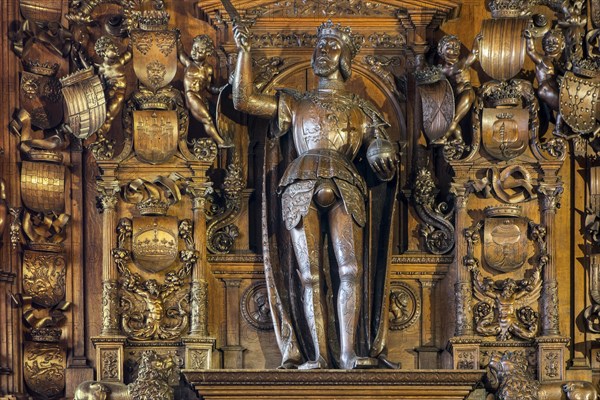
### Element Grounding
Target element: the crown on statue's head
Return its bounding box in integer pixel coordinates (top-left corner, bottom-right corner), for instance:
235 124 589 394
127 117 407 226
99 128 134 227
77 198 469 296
316 20 361 59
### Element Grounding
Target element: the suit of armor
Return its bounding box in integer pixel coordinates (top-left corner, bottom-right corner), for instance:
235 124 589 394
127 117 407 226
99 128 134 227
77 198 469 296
232 20 397 369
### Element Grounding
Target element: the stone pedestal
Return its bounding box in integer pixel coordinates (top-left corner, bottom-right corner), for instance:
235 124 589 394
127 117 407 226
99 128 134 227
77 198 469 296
91 336 126 382
183 337 217 369
182 370 485 399
448 337 482 370
536 337 569 382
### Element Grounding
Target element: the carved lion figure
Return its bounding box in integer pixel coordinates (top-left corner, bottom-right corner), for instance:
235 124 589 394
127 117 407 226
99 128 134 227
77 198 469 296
74 350 180 400
487 351 598 400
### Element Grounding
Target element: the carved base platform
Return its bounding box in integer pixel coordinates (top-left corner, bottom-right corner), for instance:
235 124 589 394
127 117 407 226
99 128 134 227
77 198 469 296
183 369 485 399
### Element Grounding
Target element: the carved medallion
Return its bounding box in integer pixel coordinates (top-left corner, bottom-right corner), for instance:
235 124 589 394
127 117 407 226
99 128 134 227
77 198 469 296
418 78 455 143
20 0 63 23
23 250 66 308
60 67 107 139
560 71 600 134
480 18 528 81
131 30 177 91
388 282 420 331
484 214 529 272
24 342 66 398
132 216 179 273
20 72 63 130
21 161 65 213
482 108 528 160
241 282 273 331
133 110 179 164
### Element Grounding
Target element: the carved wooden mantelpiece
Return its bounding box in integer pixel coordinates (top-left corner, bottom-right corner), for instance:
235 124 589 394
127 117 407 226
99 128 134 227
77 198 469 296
183 369 485 399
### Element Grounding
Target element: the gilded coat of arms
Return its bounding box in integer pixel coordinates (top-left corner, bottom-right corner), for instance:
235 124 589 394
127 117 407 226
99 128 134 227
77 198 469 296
131 30 177 91
23 250 66 308
133 110 179 164
20 71 63 130
132 216 179 273
482 108 528 161
484 216 529 272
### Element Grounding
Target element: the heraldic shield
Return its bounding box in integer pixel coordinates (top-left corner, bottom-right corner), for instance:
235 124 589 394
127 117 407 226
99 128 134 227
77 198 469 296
418 78 455 143
133 110 179 164
484 216 529 272
132 216 179 273
480 18 528 81
560 71 600 134
482 108 528 161
20 71 63 130
131 30 177 91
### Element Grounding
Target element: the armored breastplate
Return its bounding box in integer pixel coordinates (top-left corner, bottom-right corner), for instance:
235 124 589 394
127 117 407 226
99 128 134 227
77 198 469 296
292 90 366 160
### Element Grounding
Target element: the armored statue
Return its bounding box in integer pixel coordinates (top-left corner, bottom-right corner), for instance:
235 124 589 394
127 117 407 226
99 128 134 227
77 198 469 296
232 20 399 369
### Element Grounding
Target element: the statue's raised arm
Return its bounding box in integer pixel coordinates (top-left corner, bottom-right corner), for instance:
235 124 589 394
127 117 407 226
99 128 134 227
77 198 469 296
231 22 278 118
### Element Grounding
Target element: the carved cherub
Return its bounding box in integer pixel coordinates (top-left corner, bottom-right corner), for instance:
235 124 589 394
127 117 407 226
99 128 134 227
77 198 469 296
94 36 132 139
524 28 565 135
436 33 482 145
178 34 233 148
364 55 402 100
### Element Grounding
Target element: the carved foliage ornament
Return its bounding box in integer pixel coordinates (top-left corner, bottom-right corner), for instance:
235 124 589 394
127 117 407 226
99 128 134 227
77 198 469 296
412 167 454 255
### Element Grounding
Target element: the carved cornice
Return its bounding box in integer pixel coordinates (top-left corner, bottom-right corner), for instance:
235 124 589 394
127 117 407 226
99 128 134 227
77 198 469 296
183 369 486 386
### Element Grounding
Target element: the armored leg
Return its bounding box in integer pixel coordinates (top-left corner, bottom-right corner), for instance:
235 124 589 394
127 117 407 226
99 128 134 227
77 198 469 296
289 205 329 369
329 202 371 369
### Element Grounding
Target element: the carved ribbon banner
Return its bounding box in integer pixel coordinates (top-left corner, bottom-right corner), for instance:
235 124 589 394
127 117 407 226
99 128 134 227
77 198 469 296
559 71 600 134
479 18 528 81
418 78 455 143
131 30 177 91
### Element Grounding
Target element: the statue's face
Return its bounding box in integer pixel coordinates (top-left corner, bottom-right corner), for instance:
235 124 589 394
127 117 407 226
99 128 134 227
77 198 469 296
191 42 208 63
441 39 460 63
543 34 564 56
312 37 343 77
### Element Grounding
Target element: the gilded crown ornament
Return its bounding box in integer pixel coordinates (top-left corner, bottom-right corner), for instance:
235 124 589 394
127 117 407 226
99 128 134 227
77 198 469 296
486 81 522 107
571 58 600 78
484 205 523 218
414 65 443 85
487 0 530 18
30 327 62 343
136 198 170 216
23 60 59 77
136 10 170 31
317 20 361 58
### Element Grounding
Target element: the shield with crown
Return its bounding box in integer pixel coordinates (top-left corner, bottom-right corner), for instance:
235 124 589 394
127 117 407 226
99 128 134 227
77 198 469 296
131 22 177 92
416 67 455 143
132 216 179 273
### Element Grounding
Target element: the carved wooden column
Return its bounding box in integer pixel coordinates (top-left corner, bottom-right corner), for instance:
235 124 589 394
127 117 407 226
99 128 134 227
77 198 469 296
448 174 480 370
92 172 126 382
221 279 245 368
183 166 217 370
416 279 440 368
536 179 569 382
